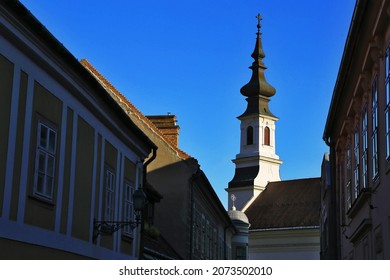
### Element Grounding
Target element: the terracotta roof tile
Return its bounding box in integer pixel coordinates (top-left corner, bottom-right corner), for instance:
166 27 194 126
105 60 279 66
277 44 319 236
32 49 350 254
80 59 191 159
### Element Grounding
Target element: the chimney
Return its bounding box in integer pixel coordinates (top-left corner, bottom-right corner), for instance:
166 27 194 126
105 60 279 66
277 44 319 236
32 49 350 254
147 114 180 147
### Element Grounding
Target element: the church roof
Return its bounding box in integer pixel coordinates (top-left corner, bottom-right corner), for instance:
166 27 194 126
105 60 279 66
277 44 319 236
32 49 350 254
245 178 320 230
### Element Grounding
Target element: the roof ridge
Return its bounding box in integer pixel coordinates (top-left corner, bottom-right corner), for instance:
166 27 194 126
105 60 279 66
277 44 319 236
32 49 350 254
268 177 320 184
80 59 191 160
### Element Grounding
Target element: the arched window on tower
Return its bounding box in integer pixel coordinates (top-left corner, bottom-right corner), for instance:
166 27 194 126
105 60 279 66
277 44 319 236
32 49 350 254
264 126 270 146
246 126 254 145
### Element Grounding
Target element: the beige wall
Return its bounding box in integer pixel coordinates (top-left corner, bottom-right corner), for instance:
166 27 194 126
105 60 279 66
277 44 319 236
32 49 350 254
72 116 95 241
1 238 91 260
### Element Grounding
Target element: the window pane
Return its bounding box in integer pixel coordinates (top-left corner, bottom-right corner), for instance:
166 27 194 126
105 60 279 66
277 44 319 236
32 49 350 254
39 125 48 148
48 130 56 153
38 152 46 172
105 169 115 221
264 126 270 146
47 155 55 176
37 173 44 194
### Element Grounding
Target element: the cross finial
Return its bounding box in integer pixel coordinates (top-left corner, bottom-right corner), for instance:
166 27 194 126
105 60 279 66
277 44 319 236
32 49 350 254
256 13 262 31
231 194 237 210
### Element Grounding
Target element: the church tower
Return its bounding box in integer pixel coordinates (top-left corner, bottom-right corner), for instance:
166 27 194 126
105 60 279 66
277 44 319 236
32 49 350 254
227 14 282 211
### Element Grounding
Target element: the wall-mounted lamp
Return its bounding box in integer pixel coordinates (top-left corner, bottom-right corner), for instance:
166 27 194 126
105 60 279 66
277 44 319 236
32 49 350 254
93 188 147 242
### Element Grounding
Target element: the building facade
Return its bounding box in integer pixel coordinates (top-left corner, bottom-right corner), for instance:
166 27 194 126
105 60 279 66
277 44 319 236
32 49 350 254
0 1 156 259
82 61 237 260
323 0 390 259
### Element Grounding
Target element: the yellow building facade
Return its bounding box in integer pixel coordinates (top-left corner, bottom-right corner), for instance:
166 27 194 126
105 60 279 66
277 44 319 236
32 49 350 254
0 1 155 259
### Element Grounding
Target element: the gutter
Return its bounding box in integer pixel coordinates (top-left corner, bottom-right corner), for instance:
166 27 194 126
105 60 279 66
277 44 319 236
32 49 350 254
139 146 157 259
249 226 320 233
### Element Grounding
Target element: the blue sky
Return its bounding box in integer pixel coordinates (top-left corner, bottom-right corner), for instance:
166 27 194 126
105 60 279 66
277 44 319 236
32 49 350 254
20 0 356 208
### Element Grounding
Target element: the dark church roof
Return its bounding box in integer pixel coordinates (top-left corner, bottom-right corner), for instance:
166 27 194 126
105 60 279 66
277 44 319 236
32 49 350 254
245 178 320 230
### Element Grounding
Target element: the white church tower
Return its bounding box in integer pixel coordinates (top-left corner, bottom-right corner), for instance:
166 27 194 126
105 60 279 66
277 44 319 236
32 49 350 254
227 14 282 211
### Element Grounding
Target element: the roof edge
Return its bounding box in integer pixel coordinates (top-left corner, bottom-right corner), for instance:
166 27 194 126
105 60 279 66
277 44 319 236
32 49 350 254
80 59 191 160
249 226 320 232
323 0 364 143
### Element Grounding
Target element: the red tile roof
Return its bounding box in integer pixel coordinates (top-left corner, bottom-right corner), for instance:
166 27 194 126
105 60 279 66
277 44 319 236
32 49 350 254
80 59 191 160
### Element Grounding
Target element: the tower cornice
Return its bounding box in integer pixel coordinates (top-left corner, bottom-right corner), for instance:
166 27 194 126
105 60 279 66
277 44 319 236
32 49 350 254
233 155 283 165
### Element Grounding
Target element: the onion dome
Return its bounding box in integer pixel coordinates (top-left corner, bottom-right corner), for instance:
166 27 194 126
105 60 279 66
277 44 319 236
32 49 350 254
228 206 249 224
240 13 276 98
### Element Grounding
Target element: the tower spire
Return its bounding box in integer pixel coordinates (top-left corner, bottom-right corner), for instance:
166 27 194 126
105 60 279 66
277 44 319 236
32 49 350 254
227 13 282 211
240 13 276 99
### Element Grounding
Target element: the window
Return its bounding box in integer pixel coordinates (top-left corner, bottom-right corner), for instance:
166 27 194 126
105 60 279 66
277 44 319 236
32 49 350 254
123 180 135 236
354 125 360 198
362 106 368 189
192 207 201 256
339 163 346 224
372 77 379 179
385 44 390 161
34 121 57 200
346 144 352 209
104 167 115 221
246 126 253 145
264 126 270 146
192 204 218 260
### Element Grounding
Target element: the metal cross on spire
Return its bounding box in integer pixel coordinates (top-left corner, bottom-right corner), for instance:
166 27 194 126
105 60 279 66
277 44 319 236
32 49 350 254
256 13 262 31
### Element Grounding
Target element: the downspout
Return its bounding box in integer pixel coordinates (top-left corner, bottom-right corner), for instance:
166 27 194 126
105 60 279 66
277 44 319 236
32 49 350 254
323 134 339 259
139 146 157 260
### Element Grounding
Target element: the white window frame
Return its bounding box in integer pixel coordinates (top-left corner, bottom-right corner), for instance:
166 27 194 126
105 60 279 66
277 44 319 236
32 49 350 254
123 180 135 237
372 77 379 180
353 125 360 198
362 106 368 189
104 167 115 221
346 144 352 209
34 121 57 201
385 44 390 161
